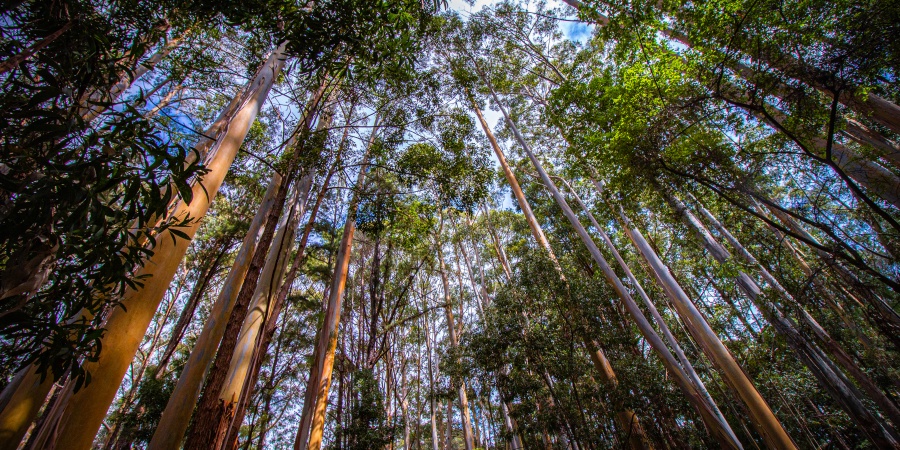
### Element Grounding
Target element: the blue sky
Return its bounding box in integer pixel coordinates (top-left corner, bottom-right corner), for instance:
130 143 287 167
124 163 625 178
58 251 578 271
563 21 593 44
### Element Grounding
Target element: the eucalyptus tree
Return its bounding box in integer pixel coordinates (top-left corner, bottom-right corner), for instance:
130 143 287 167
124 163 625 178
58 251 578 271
1 1 445 449
2 0 899 448
0 0 205 390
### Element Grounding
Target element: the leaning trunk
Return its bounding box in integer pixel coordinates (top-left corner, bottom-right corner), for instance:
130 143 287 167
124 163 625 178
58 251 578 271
614 201 790 449
149 172 282 450
485 74 765 447
470 94 655 449
298 124 378 450
690 195 900 427
665 191 900 448
81 31 186 122
569 179 740 446
215 99 337 450
202 179 306 450
28 43 287 450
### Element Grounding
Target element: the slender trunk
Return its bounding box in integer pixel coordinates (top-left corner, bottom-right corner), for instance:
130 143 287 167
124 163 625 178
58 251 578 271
296 322 325 449
758 197 900 343
145 83 184 119
149 172 282 450
437 224 476 450
470 94 655 449
613 199 791 449
149 60 322 450
475 220 526 450
154 242 229 379
218 182 308 450
425 307 440 450
0 21 73 74
300 123 378 450
81 31 187 122
567 179 739 446
665 191 900 448
29 44 287 450
842 119 900 170
479 77 748 447
207 180 306 450
481 206 513 279
445 399 453 450
537 370 579 450
455 239 486 315
0 362 57 450
402 368 410 450
690 195 900 427
225 157 337 449
277 169 341 450
256 368 275 450
184 167 295 450
219 101 338 450
500 401 524 450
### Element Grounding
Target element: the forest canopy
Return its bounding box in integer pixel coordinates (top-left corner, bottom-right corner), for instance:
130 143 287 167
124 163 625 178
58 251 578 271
1 0 899 448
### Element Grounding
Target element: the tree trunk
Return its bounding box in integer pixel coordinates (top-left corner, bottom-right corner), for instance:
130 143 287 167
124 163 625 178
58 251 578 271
154 242 230 379
757 196 900 343
478 76 753 448
81 30 187 122
665 191 900 448
752 200 881 353
295 323 325 449
0 362 57 450
299 122 378 450
217 182 308 449
29 43 287 450
470 94 656 449
104 275 185 448
437 223 476 450
205 179 306 450
690 194 900 427
218 100 339 450
149 171 282 450
224 140 340 450
149 63 327 450
613 199 791 449
145 82 184 119
445 399 453 450
184 165 296 449
0 21 73 75
567 178 740 446
842 119 900 170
